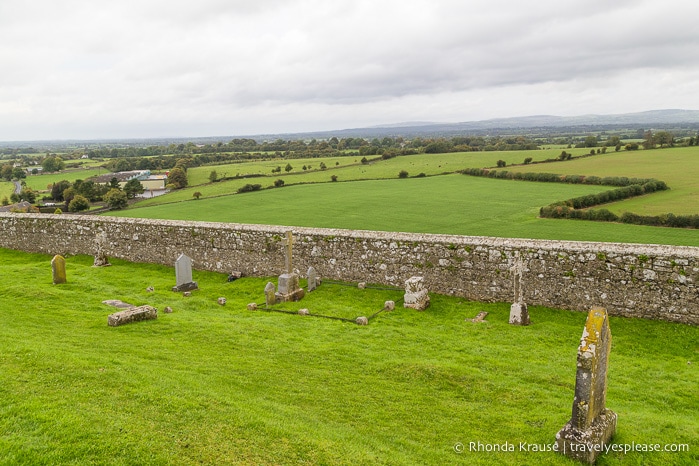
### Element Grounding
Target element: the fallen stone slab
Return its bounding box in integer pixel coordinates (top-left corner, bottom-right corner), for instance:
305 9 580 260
108 305 157 327
102 299 134 309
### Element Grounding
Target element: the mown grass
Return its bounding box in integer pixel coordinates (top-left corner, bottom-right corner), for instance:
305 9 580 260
0 248 696 465
109 175 699 246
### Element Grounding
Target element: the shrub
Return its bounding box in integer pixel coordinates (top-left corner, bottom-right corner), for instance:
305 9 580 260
274 179 285 187
523 157 533 164
193 192 202 199
237 184 262 193
496 160 506 167
331 175 338 182
68 195 90 212
398 170 409 179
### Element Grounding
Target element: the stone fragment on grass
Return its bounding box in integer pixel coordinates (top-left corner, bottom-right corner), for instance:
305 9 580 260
355 316 368 325
383 300 395 311
299 308 310 316
108 305 157 327
247 303 258 310
218 297 227 305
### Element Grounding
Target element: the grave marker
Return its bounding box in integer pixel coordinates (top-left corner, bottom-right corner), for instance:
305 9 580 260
264 282 277 307
108 305 157 327
275 231 304 302
307 266 318 292
509 253 530 325
404 276 429 310
171 253 198 292
93 231 111 267
51 255 67 284
556 307 617 464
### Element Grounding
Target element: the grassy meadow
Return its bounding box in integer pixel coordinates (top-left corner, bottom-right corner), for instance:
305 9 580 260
102 146 699 247
0 181 14 200
22 167 108 192
110 173 699 247
0 248 697 465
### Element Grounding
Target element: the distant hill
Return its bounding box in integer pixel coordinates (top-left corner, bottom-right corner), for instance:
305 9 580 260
272 109 699 140
4 109 699 149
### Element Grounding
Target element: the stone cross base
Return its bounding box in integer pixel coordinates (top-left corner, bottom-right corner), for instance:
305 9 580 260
276 273 305 302
556 409 617 464
509 302 530 325
93 255 111 267
108 305 158 327
172 281 198 292
276 289 305 302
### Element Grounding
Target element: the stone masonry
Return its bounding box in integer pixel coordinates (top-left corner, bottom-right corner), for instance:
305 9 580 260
0 213 697 324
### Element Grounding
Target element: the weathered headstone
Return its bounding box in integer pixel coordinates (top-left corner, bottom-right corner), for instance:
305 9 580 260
171 253 198 292
93 231 111 267
467 311 488 323
509 253 530 325
276 231 305 302
307 266 318 292
556 307 617 464
51 255 67 284
264 282 277 307
108 305 157 327
403 276 430 310
217 297 227 306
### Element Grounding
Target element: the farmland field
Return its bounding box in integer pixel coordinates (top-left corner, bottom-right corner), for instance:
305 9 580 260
22 167 108 192
109 174 699 246
505 147 699 215
0 181 14 200
0 248 696 465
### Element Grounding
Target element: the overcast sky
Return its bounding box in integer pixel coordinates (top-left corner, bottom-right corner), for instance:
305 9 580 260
2 0 699 141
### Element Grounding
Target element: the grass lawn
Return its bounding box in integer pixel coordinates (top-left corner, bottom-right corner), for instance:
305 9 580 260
0 248 696 465
108 175 699 247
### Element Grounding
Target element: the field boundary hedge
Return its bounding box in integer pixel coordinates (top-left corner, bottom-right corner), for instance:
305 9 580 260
460 169 698 229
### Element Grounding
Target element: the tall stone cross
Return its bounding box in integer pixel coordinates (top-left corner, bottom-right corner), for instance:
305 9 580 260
510 252 525 304
282 230 293 274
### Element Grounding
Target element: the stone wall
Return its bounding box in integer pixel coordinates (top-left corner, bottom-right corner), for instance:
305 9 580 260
1 212 697 324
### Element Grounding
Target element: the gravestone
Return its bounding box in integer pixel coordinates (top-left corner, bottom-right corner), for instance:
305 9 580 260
171 253 198 292
307 267 319 292
93 231 111 267
51 255 67 284
108 305 157 327
556 307 617 464
264 282 277 307
403 276 429 310
275 231 305 302
509 253 530 325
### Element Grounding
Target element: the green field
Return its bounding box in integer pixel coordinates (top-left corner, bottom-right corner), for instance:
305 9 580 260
0 248 696 465
23 167 108 192
110 174 699 246
0 181 14 200
506 147 699 215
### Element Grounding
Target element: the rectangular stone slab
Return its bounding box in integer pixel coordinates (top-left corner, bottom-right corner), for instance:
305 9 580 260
108 305 157 327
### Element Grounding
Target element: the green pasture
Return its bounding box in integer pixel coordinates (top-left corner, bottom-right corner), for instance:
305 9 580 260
505 146 699 215
0 248 696 465
107 175 699 246
0 181 14 200
23 168 108 192
136 148 591 209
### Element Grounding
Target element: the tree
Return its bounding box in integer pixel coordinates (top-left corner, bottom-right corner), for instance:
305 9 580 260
284 163 293 173
68 195 90 212
167 167 188 189
1 196 8 206
319 162 327 170
523 157 533 164
209 170 218 182
584 135 598 148
123 179 144 199
398 170 409 178
496 160 506 167
193 191 202 200
12 167 26 180
274 179 285 187
331 175 338 182
18 188 36 203
104 188 128 210
42 156 64 172
0 164 12 181
51 180 70 202
109 177 121 190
